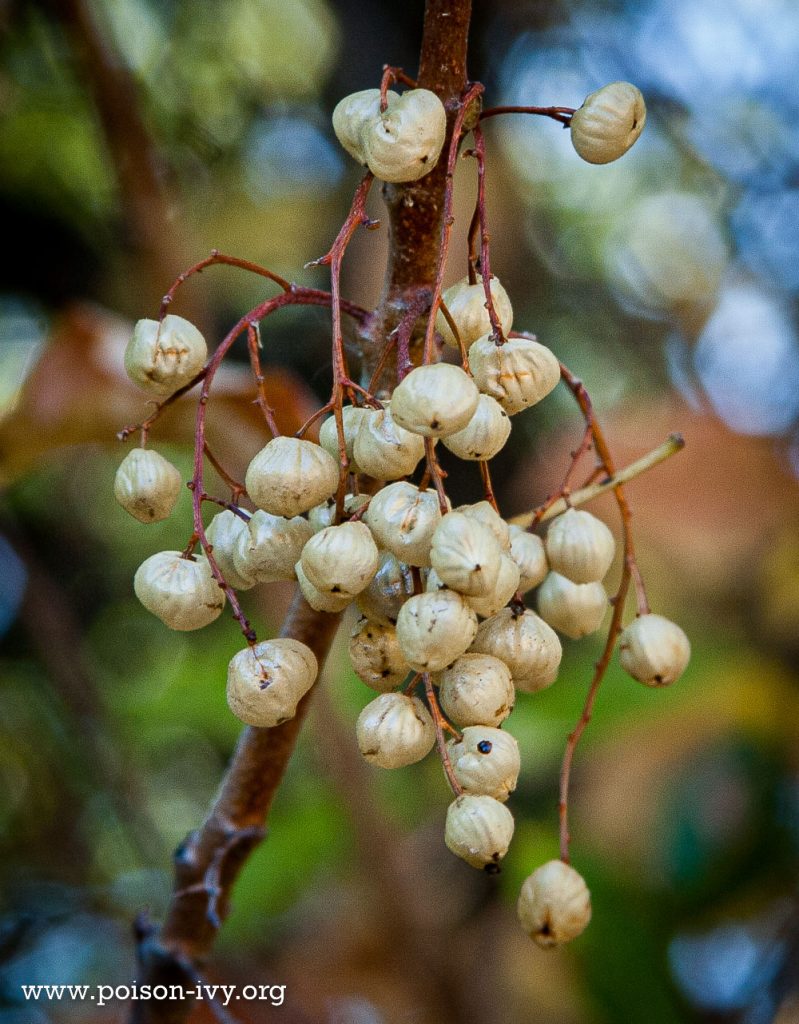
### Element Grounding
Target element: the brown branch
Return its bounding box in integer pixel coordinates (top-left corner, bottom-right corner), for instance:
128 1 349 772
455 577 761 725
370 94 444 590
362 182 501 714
361 0 474 388
131 592 342 1023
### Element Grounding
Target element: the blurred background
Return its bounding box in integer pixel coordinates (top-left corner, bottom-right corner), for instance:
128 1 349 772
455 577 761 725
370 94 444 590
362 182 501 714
2 0 799 1021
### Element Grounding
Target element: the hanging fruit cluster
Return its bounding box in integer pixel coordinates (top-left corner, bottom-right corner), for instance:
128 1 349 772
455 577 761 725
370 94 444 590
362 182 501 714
116 73 686 948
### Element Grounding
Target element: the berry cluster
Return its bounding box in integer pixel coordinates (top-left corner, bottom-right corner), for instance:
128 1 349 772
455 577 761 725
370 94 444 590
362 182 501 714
116 73 686 948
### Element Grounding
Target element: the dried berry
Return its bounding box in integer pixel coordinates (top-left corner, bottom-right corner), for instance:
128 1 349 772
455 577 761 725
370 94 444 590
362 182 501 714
134 551 225 631
114 448 182 524
444 794 515 869
226 638 318 727
517 860 592 947
570 81 646 165
124 315 207 396
245 437 339 517
619 613 690 686
356 692 436 768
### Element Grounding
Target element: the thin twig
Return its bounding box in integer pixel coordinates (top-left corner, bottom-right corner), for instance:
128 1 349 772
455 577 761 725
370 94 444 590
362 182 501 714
422 81 485 365
510 434 686 528
160 250 291 319
479 104 575 125
470 126 505 342
424 674 463 796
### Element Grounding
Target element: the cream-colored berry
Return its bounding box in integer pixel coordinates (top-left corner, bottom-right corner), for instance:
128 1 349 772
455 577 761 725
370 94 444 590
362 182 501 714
438 654 515 727
390 364 479 438
361 88 447 183
319 405 370 472
466 554 521 618
517 860 592 947
365 482 444 567
444 794 515 869
442 394 511 461
234 510 313 584
570 81 646 165
469 336 560 415
245 437 339 517
456 501 511 551
355 693 435 768
545 508 615 583
619 613 690 687
332 88 399 163
206 510 257 590
509 525 549 593
355 550 415 625
448 726 521 802
537 572 608 638
436 276 514 349
295 561 352 613
133 551 225 631
226 638 318 728
114 448 182 524
349 618 410 691
430 511 503 597
471 607 562 692
124 315 207 396
353 407 426 481
396 590 478 673
300 521 379 598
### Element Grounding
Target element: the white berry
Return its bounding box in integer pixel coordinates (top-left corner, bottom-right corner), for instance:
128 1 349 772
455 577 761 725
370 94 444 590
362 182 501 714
353 407 426 481
233 510 313 584
442 394 511 461
445 794 515 869
448 726 521 802
134 551 225 631
469 335 560 415
517 860 592 947
365 482 444 567
300 521 379 599
114 448 182 524
396 590 478 673
430 511 503 597
537 572 608 638
245 436 338 517
619 613 690 686
349 617 410 692
124 315 207 397
226 638 318 727
356 692 435 768
436 276 514 349
390 363 479 438
545 508 615 584
570 81 645 165
361 88 447 183
438 654 515 727
509 525 549 592
471 607 562 692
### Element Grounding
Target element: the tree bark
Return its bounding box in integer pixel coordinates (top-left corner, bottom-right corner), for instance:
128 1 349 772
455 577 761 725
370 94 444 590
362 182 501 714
360 0 473 386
